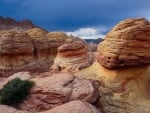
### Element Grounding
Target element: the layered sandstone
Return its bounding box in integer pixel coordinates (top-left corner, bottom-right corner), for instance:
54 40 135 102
19 73 99 112
0 29 70 76
0 30 34 76
97 18 150 69
41 101 101 113
51 39 92 72
75 18 150 113
76 62 150 113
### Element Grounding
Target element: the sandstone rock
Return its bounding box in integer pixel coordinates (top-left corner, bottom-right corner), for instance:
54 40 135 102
88 42 97 52
19 73 99 112
51 39 92 72
0 30 35 76
0 105 30 113
8 72 32 81
40 101 101 113
0 16 40 31
76 62 150 113
97 18 150 69
0 72 32 89
75 18 150 113
0 29 70 77
46 32 71 53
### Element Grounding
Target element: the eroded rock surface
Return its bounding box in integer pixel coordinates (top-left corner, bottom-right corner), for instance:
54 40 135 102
97 18 150 69
41 101 101 113
19 73 99 112
51 39 93 72
76 18 150 113
0 105 30 113
0 29 70 77
0 16 42 31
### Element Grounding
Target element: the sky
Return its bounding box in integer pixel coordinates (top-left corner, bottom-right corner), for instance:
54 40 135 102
0 0 150 39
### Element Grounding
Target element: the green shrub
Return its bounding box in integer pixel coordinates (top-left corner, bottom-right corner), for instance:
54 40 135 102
0 78 34 105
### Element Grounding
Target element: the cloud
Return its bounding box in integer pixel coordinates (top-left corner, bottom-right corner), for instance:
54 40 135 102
1 0 150 30
66 27 107 39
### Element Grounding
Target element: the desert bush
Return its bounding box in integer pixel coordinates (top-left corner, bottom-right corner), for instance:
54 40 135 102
0 78 34 105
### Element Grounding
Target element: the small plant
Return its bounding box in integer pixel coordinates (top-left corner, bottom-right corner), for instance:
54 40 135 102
0 78 34 105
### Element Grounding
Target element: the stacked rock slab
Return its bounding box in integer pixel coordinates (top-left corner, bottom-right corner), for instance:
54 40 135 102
19 73 99 112
51 39 92 72
0 29 70 77
97 18 150 69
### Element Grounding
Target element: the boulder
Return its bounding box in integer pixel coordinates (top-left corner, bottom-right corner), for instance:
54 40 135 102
51 39 92 72
97 18 150 69
19 73 99 112
0 72 32 89
0 105 30 113
41 101 101 113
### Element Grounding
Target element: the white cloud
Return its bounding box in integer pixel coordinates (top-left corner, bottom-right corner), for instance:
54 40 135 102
66 27 107 39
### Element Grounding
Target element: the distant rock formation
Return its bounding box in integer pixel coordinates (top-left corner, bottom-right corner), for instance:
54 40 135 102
51 39 93 72
85 38 103 44
19 73 99 112
97 18 150 69
0 16 43 31
0 29 70 77
42 101 101 113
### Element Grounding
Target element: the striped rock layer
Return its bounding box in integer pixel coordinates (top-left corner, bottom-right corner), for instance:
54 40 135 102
97 18 150 69
52 39 92 72
0 28 70 76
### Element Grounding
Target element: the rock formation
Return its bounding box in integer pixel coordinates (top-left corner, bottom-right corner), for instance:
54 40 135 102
97 18 150 69
76 18 150 113
0 105 30 113
51 39 93 72
41 101 101 113
19 73 99 112
0 29 70 77
0 16 43 31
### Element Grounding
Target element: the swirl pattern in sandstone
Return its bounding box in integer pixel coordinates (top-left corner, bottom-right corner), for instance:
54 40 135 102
97 18 150 69
52 39 92 72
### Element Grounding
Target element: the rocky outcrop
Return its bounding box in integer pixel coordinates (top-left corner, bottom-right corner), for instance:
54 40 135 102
76 18 150 113
0 29 70 77
0 16 43 31
19 73 99 112
97 18 150 69
76 62 150 113
88 42 97 52
51 39 92 72
0 105 30 113
41 101 101 113
0 72 32 89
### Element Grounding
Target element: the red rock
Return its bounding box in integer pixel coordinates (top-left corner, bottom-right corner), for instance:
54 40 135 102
19 73 99 112
0 105 30 113
41 101 101 113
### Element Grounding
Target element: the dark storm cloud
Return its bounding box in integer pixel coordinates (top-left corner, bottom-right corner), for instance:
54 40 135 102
0 0 150 31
